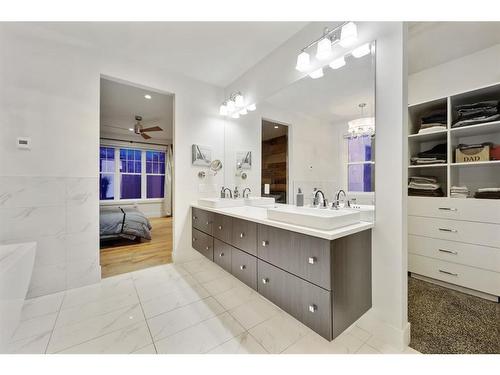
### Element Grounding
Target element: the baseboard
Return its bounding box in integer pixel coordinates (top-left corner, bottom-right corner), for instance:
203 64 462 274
355 308 411 350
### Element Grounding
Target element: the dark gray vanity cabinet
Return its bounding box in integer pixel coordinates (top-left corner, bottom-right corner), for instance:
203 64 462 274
191 207 372 341
192 228 214 261
213 213 232 243
213 238 232 273
231 218 257 255
192 207 213 235
258 224 332 290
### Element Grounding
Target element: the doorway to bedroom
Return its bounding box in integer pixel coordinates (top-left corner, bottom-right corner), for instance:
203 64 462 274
99 77 174 278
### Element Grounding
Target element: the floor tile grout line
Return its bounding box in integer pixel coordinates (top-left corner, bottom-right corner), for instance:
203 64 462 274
43 290 67 354
132 276 159 354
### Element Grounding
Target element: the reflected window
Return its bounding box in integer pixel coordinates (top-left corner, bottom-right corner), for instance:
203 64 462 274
347 135 374 192
146 151 166 199
120 148 142 199
99 146 115 200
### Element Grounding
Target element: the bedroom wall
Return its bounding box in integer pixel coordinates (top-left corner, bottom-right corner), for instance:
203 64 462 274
0 24 225 297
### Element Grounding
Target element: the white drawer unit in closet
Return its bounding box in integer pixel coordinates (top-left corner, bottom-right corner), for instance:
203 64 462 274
408 235 500 273
408 216 500 248
409 254 500 296
408 196 500 224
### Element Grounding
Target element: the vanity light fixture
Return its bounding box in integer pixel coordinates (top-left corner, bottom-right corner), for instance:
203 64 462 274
352 43 371 58
295 51 311 72
239 107 248 115
219 92 256 119
316 37 333 61
144 94 152 100
234 92 245 107
226 99 236 112
339 22 358 47
309 68 324 79
329 56 346 69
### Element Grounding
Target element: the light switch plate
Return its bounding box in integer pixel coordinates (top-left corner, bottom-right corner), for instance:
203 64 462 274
17 137 31 150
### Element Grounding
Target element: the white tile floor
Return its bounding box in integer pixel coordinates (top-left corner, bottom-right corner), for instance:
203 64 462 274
5 256 420 354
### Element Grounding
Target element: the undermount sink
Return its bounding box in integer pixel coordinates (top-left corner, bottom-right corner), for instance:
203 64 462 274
244 197 275 207
267 205 360 230
197 198 244 208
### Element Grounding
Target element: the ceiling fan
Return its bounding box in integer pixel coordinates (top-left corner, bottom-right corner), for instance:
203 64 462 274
133 115 163 140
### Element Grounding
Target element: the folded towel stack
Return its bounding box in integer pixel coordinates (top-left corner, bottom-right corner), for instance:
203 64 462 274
408 176 444 197
411 143 447 165
452 100 500 128
418 109 447 134
450 186 469 198
474 187 500 199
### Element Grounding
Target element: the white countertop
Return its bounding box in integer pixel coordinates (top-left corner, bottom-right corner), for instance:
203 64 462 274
191 203 374 241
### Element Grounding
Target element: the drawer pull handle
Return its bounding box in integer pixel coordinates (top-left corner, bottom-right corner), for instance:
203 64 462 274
239 265 246 270
438 248 458 255
193 216 198 220
439 269 458 277
438 207 457 211
205 246 210 250
438 228 457 233
308 304 318 313
261 278 269 284
219 252 224 257
240 232 245 238
308 257 317 264
262 240 269 247
192 238 197 242
218 225 223 230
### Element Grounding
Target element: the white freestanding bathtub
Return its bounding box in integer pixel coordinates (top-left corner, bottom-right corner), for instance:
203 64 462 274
0 242 36 352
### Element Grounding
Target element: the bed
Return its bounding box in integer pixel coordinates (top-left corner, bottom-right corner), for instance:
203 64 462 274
100 206 153 241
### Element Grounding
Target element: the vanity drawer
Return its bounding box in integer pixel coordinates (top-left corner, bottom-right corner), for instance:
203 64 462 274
409 235 500 273
408 196 500 224
192 228 213 261
231 247 257 290
231 218 257 255
192 207 213 235
409 253 500 296
257 224 331 290
408 216 500 248
257 260 332 340
214 239 232 273
213 213 232 243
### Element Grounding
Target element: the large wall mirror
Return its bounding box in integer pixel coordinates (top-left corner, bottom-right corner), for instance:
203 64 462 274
223 41 375 209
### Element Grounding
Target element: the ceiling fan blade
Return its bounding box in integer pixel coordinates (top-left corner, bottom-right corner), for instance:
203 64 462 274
141 132 152 140
141 126 163 132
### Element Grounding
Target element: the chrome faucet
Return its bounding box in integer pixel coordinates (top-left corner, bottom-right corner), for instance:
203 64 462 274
242 188 251 198
332 190 348 209
233 186 240 199
313 190 327 208
222 187 233 199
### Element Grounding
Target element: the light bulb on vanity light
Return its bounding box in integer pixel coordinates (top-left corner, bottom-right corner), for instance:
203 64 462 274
226 99 236 112
219 103 228 116
308 68 324 79
352 43 371 58
316 38 333 60
234 93 244 107
247 103 256 111
339 22 358 47
239 108 248 115
231 112 240 119
295 51 311 72
329 56 346 69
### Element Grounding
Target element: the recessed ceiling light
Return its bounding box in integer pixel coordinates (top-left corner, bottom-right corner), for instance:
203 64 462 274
128 128 134 132
274 125 279 129
144 94 152 100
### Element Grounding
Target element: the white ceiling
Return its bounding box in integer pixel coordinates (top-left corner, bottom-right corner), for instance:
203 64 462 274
408 22 500 74
265 53 375 125
19 22 308 87
100 78 174 143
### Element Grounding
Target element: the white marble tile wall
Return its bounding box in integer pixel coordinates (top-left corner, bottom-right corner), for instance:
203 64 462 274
3 259 421 354
0 176 100 297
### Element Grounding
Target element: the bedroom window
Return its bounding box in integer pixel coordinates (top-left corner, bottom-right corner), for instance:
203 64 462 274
146 151 166 199
120 148 142 199
347 135 374 192
99 146 115 200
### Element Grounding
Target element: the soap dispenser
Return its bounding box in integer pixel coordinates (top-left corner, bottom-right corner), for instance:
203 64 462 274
296 188 304 207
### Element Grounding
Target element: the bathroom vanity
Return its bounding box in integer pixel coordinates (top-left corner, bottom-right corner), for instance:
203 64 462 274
191 204 373 340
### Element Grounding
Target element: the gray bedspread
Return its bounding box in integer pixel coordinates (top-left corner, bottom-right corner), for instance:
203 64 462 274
100 206 153 240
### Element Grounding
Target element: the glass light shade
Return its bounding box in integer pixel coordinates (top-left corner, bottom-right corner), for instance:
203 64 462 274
295 51 311 72
239 108 248 115
329 56 346 69
231 112 240 119
348 117 375 136
316 38 332 60
352 43 371 58
247 103 256 111
219 104 228 116
340 22 357 47
226 99 236 111
308 68 324 79
235 93 244 107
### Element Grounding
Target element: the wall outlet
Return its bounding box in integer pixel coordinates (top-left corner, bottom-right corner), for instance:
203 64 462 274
17 137 31 150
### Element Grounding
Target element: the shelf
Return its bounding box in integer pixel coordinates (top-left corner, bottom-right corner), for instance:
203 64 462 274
450 160 500 167
408 130 447 142
449 121 500 137
408 164 447 169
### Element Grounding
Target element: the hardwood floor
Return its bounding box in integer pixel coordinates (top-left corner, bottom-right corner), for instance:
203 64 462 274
100 216 173 278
